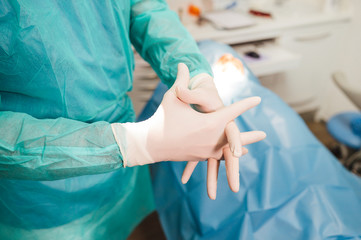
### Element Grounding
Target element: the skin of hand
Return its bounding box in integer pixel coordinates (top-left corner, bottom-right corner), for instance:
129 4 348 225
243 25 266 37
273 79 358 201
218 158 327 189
178 73 266 200
112 63 262 167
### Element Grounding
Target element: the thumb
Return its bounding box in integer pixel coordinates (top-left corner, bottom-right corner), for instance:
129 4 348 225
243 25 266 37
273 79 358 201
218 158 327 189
172 63 190 91
214 96 261 123
175 86 209 106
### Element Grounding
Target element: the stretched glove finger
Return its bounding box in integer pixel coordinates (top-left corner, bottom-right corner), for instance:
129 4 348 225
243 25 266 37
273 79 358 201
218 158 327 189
224 147 240 193
226 121 243 157
179 147 250 187
207 158 220 200
240 131 267 146
181 161 199 184
242 147 249 155
207 147 246 200
214 96 261 124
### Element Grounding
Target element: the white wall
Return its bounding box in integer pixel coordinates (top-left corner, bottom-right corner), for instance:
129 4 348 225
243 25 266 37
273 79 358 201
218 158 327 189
317 0 361 120
340 0 361 84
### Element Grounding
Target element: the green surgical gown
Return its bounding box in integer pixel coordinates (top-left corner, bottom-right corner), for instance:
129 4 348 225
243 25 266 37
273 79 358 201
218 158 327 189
0 0 212 239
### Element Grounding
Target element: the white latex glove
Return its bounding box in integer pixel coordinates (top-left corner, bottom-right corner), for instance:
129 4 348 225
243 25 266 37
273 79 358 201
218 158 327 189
179 73 266 200
111 63 262 168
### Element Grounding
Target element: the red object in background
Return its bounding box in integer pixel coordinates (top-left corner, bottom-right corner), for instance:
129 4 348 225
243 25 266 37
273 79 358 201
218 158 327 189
188 4 201 17
249 9 272 18
216 54 245 75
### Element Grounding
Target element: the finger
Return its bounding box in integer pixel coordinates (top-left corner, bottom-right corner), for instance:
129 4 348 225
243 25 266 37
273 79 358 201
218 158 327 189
240 131 267 146
226 121 243 157
218 147 247 161
214 96 261 123
242 147 249 155
181 161 199 184
172 63 190 91
224 147 240 193
207 158 220 200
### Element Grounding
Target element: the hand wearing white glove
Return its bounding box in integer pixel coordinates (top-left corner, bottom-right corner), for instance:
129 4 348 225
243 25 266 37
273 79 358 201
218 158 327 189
111 63 262 170
178 73 266 200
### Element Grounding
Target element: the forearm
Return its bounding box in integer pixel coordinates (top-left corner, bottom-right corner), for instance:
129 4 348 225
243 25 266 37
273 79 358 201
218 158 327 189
0 111 123 180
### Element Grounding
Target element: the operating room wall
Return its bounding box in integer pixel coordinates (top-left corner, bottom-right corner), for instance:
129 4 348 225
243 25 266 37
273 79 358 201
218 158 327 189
339 0 361 97
345 0 361 83
317 0 361 120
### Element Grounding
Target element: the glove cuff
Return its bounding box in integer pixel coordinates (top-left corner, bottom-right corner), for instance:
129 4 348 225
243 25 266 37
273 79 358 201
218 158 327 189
111 121 154 167
189 73 213 90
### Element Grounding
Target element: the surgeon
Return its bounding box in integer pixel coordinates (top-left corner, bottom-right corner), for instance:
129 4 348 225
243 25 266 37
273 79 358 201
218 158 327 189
0 1 265 239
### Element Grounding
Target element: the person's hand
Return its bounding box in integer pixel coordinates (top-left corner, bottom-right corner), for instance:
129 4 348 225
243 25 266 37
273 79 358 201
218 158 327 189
111 63 262 169
177 73 266 200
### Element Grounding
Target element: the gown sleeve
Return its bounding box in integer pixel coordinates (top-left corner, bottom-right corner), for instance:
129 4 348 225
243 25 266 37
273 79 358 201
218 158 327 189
0 111 124 180
129 0 213 88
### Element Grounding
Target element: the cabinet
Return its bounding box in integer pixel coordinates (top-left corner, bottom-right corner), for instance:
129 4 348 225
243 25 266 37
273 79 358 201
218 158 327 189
265 22 344 113
184 8 352 117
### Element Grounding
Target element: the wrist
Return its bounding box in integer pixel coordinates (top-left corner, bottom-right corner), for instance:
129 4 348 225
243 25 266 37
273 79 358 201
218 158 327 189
189 73 213 90
111 121 155 167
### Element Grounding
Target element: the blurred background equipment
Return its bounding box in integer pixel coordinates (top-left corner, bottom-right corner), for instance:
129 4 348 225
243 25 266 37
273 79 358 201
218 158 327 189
327 71 361 176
